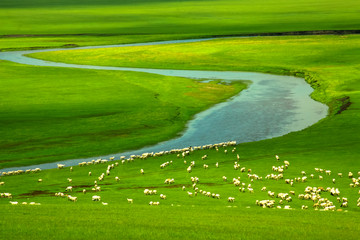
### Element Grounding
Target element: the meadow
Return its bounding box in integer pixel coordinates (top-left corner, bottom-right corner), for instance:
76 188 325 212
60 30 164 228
1 0 360 239
0 60 244 169
1 144 360 239
1 0 360 51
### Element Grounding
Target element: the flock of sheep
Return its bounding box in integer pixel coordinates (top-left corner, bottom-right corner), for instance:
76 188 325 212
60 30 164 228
1 140 360 211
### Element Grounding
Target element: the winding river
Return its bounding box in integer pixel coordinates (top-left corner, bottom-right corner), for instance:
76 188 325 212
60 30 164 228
0 38 328 172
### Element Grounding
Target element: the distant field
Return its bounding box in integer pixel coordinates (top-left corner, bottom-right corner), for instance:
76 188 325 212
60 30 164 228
1 0 360 50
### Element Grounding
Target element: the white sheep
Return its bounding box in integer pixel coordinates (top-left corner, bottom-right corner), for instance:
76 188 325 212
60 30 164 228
215 162 219 168
160 194 166 200
127 198 133 204
65 186 72 192
140 169 144 175
9 201 18 205
92 195 101 201
57 164 65 169
228 197 235 202
67 195 77 202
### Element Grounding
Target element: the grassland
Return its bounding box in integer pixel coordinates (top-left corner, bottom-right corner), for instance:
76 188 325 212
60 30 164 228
1 145 360 239
2 0 360 238
0 60 244 169
1 0 360 51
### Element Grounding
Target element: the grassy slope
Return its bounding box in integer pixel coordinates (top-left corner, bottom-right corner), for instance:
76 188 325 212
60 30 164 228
28 35 360 194
1 0 360 50
1 146 360 239
0 61 244 169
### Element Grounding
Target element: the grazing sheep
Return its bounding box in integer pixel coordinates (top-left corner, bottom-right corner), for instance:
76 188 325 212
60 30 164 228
187 166 192 173
332 178 336 184
164 178 175 184
83 189 86 194
88 172 92 176
215 162 219 168
127 198 133 204
325 170 331 175
228 197 235 202
38 179 43 183
67 195 77 202
222 176 227 181
92 195 101 201
140 169 144 175
65 186 72 192
9 201 18 205
67 178 72 183
187 192 193 197
102 202 108 206
0 182 5 186
319 175 323 180
182 186 186 191
203 164 209 169
115 176 120 182
268 191 275 198
160 194 167 200
57 164 65 169
275 155 280 161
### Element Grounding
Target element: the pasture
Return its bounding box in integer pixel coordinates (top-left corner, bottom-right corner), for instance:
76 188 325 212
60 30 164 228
1 0 360 51
0 60 244 169
1 0 360 239
1 143 360 239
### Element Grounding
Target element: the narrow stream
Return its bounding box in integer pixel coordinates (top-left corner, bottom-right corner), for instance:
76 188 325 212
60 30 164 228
0 38 328 172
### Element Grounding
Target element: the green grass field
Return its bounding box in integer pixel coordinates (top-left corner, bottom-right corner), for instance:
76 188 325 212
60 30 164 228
1 145 360 239
1 0 360 239
0 60 244 169
1 0 360 51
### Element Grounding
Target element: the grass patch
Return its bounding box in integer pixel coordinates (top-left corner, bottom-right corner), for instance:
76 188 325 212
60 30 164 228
0 60 244 169
1 146 359 239
1 0 360 50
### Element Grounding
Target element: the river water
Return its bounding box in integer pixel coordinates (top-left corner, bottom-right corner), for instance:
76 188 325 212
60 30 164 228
0 38 328 172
